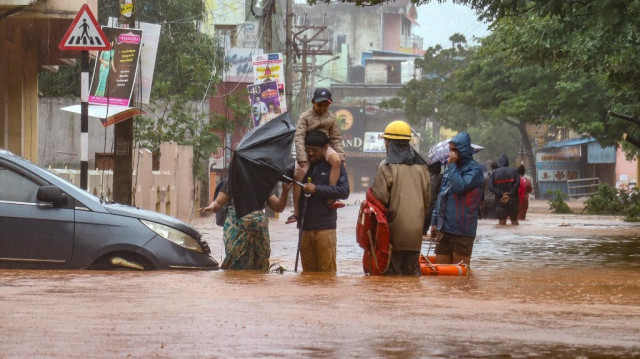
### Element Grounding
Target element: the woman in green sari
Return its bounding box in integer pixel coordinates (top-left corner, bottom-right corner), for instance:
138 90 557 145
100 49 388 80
200 181 292 271
95 40 116 97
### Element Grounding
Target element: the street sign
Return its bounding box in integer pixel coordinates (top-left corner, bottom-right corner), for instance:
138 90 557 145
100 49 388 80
58 4 111 51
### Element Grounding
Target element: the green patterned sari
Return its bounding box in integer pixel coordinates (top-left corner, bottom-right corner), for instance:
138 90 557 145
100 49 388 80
221 205 271 271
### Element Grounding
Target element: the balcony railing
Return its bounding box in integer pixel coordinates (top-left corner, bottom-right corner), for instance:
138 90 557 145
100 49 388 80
400 35 423 49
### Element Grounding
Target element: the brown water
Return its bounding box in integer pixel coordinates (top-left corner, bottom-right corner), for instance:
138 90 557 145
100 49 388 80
1 196 640 358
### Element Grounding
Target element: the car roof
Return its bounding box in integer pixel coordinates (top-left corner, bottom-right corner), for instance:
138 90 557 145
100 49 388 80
0 148 107 213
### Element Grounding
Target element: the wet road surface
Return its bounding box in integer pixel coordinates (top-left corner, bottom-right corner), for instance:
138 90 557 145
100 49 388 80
1 194 640 358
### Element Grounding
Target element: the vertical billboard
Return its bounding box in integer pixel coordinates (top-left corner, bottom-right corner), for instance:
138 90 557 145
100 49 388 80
252 53 287 112
247 81 281 127
89 27 143 106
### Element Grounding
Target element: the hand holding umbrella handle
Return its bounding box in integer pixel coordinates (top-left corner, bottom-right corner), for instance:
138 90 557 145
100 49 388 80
281 174 311 197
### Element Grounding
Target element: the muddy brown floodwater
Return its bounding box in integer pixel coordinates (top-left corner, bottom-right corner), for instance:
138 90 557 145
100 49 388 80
1 193 640 358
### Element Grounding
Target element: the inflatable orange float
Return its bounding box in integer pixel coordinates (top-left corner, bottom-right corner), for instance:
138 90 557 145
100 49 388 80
419 254 469 276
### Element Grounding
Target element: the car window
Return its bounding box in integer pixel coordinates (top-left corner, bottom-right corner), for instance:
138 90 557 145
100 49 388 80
0 164 41 203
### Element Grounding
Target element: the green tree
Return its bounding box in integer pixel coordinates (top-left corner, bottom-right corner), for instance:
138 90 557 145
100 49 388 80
450 29 612 198
380 34 478 152
39 64 81 98
463 0 640 155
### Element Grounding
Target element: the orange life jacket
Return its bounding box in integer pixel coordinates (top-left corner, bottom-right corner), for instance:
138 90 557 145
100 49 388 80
356 188 391 275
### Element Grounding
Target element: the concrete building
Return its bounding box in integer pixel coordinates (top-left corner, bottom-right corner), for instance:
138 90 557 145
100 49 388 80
290 1 424 192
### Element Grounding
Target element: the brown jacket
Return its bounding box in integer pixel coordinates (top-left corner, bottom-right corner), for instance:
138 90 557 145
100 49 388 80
371 161 430 251
295 108 346 163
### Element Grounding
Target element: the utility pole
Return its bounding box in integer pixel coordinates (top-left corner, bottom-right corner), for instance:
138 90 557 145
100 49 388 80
263 0 273 52
299 35 308 113
292 24 332 114
285 0 293 114
113 0 136 205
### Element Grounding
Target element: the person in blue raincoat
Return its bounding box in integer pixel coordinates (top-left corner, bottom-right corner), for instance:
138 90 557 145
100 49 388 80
429 132 484 266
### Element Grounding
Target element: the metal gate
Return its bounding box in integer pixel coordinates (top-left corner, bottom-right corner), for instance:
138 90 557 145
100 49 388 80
567 178 599 198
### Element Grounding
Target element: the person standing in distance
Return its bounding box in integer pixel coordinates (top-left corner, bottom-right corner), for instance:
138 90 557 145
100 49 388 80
371 121 430 276
430 132 484 266
489 154 520 225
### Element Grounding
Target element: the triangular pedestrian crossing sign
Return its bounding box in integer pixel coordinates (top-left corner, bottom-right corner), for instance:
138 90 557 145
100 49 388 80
59 4 111 51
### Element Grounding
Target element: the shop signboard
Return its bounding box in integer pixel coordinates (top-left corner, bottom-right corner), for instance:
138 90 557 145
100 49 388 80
536 146 581 182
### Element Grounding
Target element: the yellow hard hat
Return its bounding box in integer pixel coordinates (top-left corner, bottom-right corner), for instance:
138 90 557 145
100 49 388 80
382 120 412 140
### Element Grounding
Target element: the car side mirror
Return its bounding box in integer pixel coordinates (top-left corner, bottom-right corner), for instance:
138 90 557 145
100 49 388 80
37 185 69 207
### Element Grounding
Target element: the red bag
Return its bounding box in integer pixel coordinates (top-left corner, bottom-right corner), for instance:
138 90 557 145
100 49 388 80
356 189 391 275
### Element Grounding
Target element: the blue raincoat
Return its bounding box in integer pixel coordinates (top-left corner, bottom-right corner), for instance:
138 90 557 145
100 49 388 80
430 132 484 237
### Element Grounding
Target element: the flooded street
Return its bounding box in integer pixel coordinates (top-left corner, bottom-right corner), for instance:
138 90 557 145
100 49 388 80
1 193 640 358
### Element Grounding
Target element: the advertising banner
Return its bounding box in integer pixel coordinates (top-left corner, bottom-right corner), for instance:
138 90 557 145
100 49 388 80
225 47 261 83
334 107 365 152
247 81 281 127
536 147 580 182
135 22 161 105
252 53 287 112
89 27 143 107
363 132 386 153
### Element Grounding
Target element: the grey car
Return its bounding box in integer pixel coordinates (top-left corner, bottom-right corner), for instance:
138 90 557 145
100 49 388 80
0 149 219 271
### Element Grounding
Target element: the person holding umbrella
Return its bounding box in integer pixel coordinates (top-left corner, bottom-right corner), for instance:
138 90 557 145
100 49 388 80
429 132 484 266
284 130 350 273
200 181 293 271
200 113 297 271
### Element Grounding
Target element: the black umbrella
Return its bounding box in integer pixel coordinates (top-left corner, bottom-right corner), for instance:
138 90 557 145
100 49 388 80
229 112 296 219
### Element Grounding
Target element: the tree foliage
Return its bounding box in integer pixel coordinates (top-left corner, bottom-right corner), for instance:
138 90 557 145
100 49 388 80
480 1 640 154
39 64 81 98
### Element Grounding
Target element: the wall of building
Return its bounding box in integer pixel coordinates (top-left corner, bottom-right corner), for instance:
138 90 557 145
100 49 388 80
38 98 115 167
382 13 402 52
615 147 639 189
48 142 195 222
365 63 389 84
294 3 383 66
1 18 39 161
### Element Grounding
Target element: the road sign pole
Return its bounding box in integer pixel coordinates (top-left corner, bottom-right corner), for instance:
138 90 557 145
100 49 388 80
80 50 89 190
58 4 111 191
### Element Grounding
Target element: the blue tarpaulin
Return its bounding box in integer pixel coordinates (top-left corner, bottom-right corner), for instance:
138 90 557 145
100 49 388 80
545 137 595 148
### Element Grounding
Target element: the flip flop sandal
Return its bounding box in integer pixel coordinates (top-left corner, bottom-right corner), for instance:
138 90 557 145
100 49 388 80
327 200 345 210
285 215 298 224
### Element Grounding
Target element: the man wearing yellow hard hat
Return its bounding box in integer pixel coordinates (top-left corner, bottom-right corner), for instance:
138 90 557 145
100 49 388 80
371 120 431 275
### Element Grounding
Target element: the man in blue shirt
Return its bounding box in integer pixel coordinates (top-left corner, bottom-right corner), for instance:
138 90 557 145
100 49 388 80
285 130 350 272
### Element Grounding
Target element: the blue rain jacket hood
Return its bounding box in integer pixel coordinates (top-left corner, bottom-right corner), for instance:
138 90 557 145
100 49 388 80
431 132 484 237
450 132 475 163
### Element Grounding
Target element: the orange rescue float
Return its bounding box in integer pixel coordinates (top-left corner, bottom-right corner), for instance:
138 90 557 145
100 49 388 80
419 255 469 276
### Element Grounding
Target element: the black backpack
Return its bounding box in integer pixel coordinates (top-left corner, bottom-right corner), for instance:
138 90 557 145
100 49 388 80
213 181 228 227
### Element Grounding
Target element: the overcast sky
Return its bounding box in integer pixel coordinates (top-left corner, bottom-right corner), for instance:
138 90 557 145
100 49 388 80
415 2 491 49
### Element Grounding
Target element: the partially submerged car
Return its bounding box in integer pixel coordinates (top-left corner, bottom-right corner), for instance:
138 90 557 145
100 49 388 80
0 149 219 271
